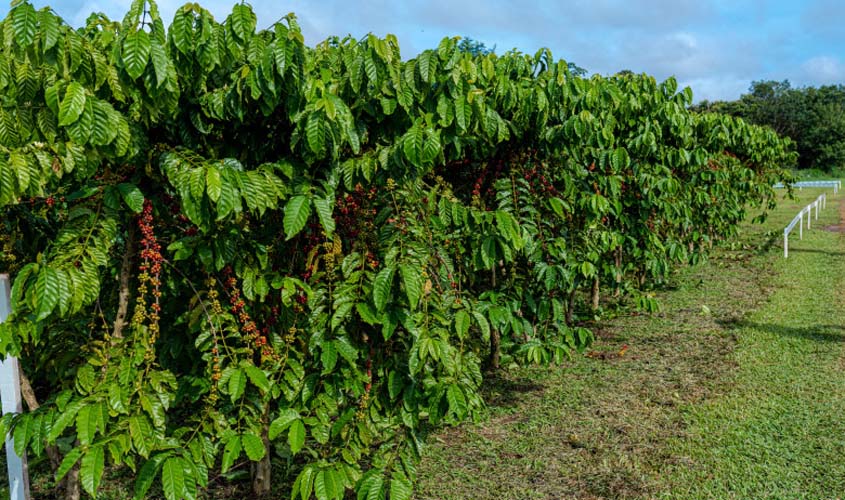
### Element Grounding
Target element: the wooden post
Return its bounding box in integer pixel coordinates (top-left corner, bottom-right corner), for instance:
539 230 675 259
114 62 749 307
0 274 30 500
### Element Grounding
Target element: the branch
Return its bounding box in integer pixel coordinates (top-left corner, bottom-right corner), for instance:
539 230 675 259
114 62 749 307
112 225 136 340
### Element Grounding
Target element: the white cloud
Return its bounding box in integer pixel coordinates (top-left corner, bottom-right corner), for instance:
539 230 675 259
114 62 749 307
800 56 845 83
679 76 751 102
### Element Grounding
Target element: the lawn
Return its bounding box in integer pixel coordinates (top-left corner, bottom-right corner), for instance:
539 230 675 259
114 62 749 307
415 187 845 499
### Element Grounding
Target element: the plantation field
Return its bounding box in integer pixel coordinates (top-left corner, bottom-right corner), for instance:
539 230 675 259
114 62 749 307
0 1 801 498
416 187 845 499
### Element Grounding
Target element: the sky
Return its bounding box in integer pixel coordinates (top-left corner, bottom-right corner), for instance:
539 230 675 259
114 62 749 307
3 0 845 102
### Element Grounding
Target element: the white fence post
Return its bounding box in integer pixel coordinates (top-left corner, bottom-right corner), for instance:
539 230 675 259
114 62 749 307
783 193 830 258
0 274 30 500
784 231 788 258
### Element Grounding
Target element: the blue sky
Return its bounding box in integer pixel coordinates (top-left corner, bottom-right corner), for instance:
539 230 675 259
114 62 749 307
4 0 845 102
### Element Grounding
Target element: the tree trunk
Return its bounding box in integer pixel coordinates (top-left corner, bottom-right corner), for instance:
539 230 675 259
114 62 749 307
112 226 135 341
591 276 600 311
566 288 577 326
64 462 81 500
488 329 500 371
251 419 272 496
613 248 622 298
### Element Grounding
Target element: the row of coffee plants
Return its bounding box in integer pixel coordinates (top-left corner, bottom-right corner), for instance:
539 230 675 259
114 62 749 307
0 1 794 499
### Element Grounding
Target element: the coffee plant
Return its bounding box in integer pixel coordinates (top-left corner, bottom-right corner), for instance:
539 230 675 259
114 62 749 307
0 1 794 499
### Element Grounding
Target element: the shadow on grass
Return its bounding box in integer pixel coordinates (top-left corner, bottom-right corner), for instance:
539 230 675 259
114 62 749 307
783 247 845 257
480 372 545 408
719 318 845 343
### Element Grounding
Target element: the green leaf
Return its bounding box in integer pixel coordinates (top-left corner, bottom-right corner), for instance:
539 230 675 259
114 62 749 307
294 466 316 500
422 127 441 165
472 311 490 343
446 384 468 420
283 195 311 240
66 98 94 144
242 433 266 461
306 113 326 154
123 30 152 80
39 10 60 51
313 196 335 236
356 302 379 325
35 266 59 321
402 124 424 166
12 3 37 47
221 435 241 473
134 453 170 500
228 368 246 402
315 469 339 500
91 101 118 146
548 197 567 218
243 364 271 393
454 310 470 339
55 447 82 482
58 82 86 127
129 415 154 458
288 419 305 454
364 52 379 84
12 414 33 457
80 445 105 497
48 400 81 441
388 371 403 400
273 38 288 78
321 342 337 374
216 180 239 220
118 183 145 213
76 403 101 446
455 97 470 132
230 3 256 42
149 38 168 87
372 265 395 313
495 210 522 248
206 167 222 202
389 477 412 500
161 457 186 500
268 409 299 440
399 264 422 309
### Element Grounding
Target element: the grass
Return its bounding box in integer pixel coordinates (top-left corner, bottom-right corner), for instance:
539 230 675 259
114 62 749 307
415 187 845 499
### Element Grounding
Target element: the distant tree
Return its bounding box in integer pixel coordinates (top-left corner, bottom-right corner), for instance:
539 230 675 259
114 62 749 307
457 37 495 56
568 62 588 77
693 80 845 171
456 37 588 77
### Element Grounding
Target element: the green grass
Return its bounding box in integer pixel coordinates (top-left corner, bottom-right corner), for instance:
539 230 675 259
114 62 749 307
660 191 845 499
415 188 845 499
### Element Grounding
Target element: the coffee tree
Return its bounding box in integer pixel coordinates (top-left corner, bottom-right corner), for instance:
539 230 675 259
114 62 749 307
0 1 793 499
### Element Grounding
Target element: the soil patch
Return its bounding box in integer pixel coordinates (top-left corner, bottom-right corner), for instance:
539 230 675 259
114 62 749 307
822 196 845 232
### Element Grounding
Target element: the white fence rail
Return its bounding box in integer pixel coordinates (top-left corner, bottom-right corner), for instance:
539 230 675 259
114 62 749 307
0 274 30 500
783 193 827 258
774 180 841 194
